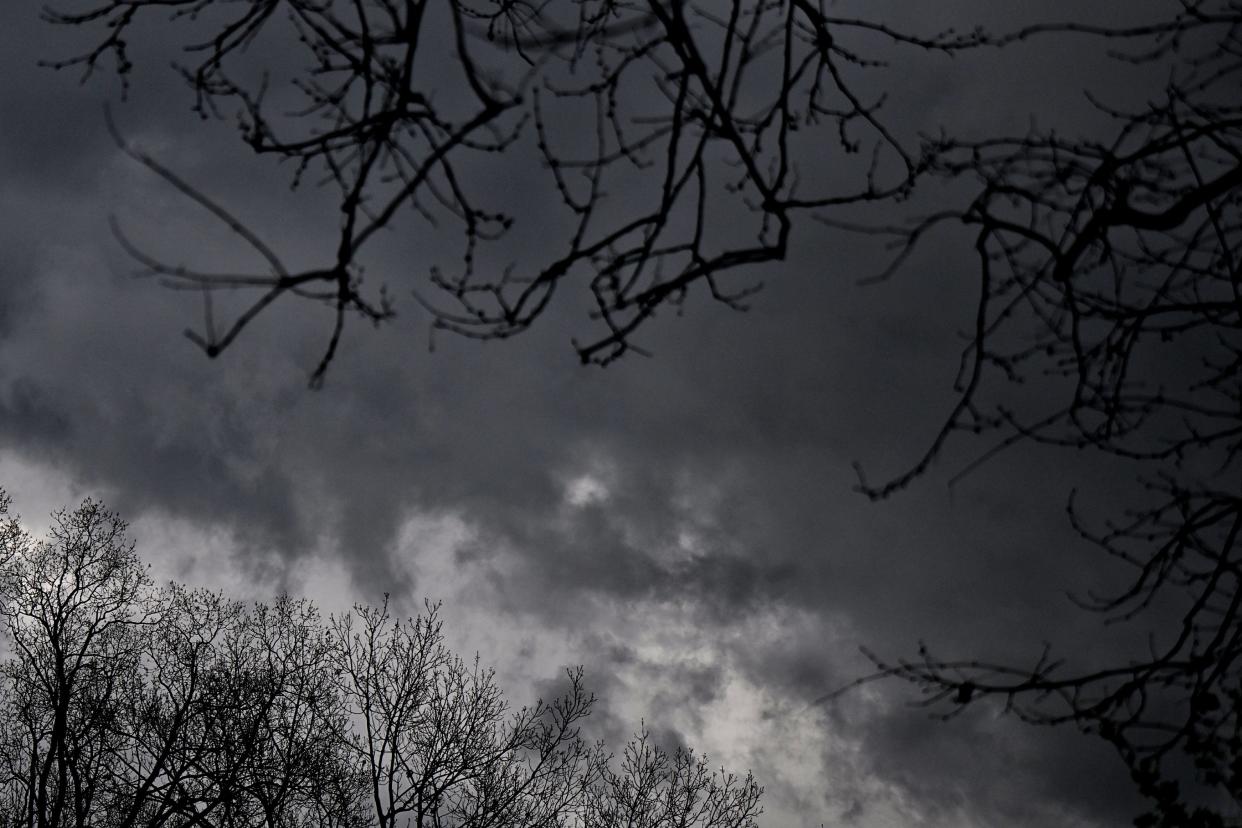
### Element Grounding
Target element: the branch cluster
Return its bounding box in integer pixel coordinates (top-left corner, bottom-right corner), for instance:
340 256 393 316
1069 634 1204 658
47 0 995 378
834 6 1242 824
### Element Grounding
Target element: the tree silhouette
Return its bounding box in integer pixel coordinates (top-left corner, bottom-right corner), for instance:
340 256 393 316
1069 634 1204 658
42 1 1242 824
0 492 764 828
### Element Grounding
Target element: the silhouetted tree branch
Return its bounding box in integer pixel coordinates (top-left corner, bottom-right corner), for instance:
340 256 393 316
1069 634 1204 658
829 6 1242 825
46 0 1019 380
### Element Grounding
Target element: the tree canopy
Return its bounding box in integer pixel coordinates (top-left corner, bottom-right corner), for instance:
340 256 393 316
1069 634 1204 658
0 492 763 828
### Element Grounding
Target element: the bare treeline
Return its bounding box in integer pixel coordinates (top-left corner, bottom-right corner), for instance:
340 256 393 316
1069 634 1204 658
0 492 762 828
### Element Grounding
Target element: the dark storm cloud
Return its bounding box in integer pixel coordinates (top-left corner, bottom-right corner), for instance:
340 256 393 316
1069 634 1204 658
825 698 1142 826
0 377 73 443
0 228 45 341
0 3 1186 825
0 11 110 343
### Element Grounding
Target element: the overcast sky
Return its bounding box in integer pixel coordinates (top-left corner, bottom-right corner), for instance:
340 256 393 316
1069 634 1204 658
0 3 1185 826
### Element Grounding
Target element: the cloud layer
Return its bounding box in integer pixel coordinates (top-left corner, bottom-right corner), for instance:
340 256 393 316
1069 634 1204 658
0 4 1179 825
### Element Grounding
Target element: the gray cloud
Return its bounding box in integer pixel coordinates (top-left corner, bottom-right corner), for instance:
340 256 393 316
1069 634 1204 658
0 3 1192 825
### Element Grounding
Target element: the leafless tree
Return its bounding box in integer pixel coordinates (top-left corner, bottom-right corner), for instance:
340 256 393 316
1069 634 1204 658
0 492 764 827
582 729 763 828
0 494 159 828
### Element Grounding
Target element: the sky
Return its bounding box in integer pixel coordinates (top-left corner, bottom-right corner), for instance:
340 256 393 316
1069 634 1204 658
0 3 1188 826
